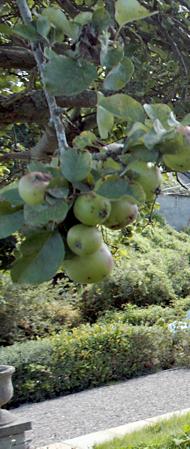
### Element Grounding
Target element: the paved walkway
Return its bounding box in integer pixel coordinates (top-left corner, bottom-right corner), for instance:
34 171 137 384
12 368 190 448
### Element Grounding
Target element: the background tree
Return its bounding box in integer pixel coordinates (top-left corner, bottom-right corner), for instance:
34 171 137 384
0 0 190 284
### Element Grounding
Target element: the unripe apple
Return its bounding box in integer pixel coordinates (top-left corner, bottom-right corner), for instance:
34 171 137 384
104 199 138 230
67 224 102 256
18 171 52 206
127 161 162 200
161 126 190 171
73 192 111 226
63 243 113 283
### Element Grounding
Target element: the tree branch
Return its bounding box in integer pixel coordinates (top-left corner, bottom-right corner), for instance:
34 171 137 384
16 0 69 158
56 0 80 17
0 46 35 70
0 90 97 125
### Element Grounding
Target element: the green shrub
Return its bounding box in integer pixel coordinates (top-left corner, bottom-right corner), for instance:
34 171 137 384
173 329 190 368
1 223 190 345
97 303 185 327
79 258 177 322
0 323 174 407
0 273 82 346
78 224 190 322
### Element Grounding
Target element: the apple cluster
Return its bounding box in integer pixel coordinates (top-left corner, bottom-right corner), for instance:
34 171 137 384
18 157 163 284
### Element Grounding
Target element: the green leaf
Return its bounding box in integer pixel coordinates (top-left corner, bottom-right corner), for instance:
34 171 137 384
103 57 134 91
14 23 39 42
92 7 111 32
11 231 65 284
0 24 13 36
100 39 124 69
36 16 51 39
61 149 92 182
24 200 69 227
0 182 24 206
96 176 145 202
97 105 114 139
181 113 190 126
73 131 97 149
99 93 145 124
144 122 167 149
144 104 173 127
42 7 80 40
115 0 153 27
44 53 96 96
0 202 24 238
74 12 93 25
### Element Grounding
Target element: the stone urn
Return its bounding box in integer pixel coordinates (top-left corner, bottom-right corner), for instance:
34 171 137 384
0 365 15 426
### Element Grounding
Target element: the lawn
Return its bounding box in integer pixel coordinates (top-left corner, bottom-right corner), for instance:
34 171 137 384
95 412 190 449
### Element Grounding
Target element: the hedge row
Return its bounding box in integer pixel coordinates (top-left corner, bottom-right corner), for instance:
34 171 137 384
97 298 190 327
1 322 189 408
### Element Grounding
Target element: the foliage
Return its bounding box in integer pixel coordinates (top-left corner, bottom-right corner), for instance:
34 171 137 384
78 223 190 322
97 301 190 327
1 222 190 345
0 272 81 346
0 322 174 407
1 1 190 285
95 413 190 449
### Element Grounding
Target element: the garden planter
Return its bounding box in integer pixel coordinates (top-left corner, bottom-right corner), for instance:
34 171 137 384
0 365 15 426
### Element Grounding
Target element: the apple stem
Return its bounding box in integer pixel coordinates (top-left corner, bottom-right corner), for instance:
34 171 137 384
16 0 69 158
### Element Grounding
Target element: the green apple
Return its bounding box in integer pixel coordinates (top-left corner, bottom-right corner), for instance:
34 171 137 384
127 161 162 200
67 224 102 256
161 126 190 171
104 199 138 230
63 243 113 283
73 192 111 226
18 171 52 206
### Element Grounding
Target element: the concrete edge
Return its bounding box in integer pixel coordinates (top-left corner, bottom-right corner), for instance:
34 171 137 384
38 408 190 449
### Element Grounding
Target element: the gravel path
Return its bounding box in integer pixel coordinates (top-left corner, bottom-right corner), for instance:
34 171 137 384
13 368 190 448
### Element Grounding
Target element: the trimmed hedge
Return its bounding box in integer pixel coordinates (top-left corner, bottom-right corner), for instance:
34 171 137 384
0 322 175 407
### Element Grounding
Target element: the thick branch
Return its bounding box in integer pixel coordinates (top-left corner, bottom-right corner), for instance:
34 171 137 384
0 90 97 125
0 46 35 70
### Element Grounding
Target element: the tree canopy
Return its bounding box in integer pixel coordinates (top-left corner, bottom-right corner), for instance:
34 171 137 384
0 0 190 284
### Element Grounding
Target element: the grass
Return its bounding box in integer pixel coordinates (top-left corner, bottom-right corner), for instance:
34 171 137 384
95 412 190 449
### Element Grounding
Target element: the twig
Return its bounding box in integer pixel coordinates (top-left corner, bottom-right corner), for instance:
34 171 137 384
0 151 30 162
16 0 69 159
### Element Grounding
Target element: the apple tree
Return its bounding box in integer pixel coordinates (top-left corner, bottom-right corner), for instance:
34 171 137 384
0 0 190 284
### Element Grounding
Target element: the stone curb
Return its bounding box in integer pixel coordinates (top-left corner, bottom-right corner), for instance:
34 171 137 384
38 408 190 449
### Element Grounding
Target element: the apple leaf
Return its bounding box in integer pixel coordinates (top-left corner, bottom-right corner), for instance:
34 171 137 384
103 57 134 91
99 94 145 124
0 202 24 238
44 53 97 96
24 200 69 227
92 7 111 32
95 176 145 202
73 131 97 149
100 38 124 69
181 113 190 126
115 0 153 27
42 7 80 40
11 231 65 284
74 12 92 26
61 148 92 182
36 16 51 39
14 23 39 42
97 105 114 139
0 182 24 206
144 104 173 128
